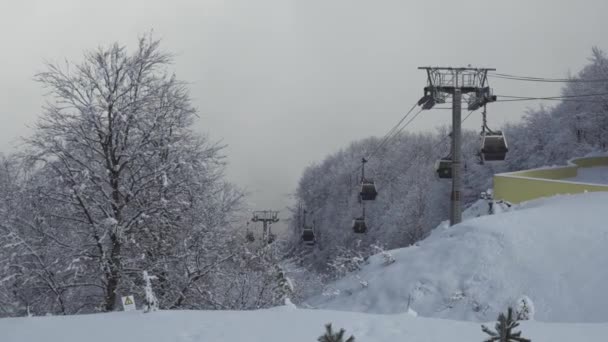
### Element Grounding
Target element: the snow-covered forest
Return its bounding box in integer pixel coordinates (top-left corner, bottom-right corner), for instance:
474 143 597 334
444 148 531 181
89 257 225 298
285 47 608 298
1 34 607 342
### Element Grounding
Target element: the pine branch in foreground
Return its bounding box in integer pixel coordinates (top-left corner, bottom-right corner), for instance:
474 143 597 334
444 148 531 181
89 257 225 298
317 323 355 342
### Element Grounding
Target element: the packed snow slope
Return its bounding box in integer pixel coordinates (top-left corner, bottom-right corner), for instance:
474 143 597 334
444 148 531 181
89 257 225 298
307 192 608 323
3 306 608 342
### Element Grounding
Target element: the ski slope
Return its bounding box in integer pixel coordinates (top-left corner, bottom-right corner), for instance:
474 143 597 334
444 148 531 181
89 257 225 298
307 192 608 323
3 306 608 342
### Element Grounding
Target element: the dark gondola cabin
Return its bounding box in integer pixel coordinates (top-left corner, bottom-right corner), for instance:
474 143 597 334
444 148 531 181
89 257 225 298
360 179 378 201
301 227 315 245
481 132 508 161
352 217 367 234
435 159 452 179
246 231 255 242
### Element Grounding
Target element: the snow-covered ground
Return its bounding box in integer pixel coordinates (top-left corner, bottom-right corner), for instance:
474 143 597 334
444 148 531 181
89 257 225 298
565 166 608 184
4 192 608 341
307 192 608 323
3 307 608 342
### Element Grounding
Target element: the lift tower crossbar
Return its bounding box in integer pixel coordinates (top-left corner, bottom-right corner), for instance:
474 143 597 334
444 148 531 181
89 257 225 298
417 66 496 226
251 210 280 244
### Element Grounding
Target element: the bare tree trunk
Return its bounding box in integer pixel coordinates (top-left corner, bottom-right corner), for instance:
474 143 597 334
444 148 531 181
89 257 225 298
103 234 122 311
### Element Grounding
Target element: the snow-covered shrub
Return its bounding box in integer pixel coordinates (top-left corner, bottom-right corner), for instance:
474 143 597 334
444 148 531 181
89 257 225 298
515 295 535 321
327 247 368 279
142 271 159 313
273 264 294 303
321 287 341 298
357 276 368 289
284 297 297 309
371 244 395 266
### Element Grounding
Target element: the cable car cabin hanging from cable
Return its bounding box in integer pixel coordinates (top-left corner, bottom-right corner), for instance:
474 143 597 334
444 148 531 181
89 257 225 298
478 105 508 162
301 227 315 245
352 217 367 234
360 179 378 201
299 207 316 245
481 131 508 162
359 158 378 201
435 159 452 179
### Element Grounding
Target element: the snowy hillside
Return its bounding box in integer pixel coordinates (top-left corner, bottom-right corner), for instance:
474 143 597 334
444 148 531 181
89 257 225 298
307 192 608 323
3 306 608 342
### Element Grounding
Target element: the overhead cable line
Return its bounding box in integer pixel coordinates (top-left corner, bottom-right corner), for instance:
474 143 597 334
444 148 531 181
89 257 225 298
365 102 419 161
391 108 425 138
350 101 425 176
306 107 476 226
376 110 475 193
489 72 608 83
497 93 608 99
493 92 608 103
496 98 607 103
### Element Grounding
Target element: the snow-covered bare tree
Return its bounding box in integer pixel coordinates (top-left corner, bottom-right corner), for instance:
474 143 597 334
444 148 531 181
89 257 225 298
0 35 248 316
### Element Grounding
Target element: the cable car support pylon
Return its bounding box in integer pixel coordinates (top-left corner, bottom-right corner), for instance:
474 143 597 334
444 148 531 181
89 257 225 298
417 66 497 226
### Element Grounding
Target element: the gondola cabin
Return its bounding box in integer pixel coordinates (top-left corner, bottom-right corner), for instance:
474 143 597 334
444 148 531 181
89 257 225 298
435 159 452 179
360 179 378 201
352 217 367 234
481 132 508 162
301 227 315 245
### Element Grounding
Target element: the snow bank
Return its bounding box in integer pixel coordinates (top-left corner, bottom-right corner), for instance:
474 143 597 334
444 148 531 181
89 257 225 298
308 192 608 323
2 307 608 342
564 166 608 185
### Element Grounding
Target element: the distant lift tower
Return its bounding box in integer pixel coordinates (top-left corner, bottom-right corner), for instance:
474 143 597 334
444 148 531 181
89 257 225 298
251 210 280 244
417 67 497 226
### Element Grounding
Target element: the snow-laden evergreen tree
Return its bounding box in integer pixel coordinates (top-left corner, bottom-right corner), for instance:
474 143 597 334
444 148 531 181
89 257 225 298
318 323 355 342
515 296 535 321
481 307 531 342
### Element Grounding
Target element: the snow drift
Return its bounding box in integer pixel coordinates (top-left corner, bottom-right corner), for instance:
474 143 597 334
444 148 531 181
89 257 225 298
307 192 608 323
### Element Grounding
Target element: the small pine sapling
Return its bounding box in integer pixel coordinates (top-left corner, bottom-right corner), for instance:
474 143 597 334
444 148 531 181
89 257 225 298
318 323 355 342
515 296 535 321
481 307 530 342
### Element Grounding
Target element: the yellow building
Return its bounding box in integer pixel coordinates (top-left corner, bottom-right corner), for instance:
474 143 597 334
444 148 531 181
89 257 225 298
493 156 608 204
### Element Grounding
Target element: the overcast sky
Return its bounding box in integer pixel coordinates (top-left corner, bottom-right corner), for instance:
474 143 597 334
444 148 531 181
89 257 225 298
1 0 607 221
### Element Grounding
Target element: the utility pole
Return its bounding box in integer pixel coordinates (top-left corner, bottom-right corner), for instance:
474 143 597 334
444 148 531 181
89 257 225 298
417 67 496 226
251 210 280 244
